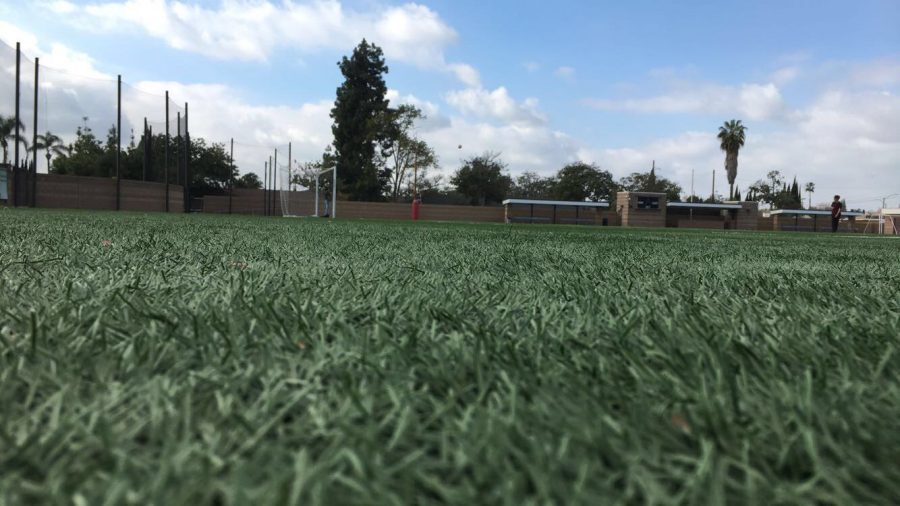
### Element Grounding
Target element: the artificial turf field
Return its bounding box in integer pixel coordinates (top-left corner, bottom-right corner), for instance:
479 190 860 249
1 209 899 505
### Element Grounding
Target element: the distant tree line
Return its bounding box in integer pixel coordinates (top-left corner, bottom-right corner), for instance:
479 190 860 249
44 123 260 194
446 155 682 206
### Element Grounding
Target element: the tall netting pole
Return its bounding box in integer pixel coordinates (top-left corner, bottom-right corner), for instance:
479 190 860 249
14 42 20 206
116 74 121 211
332 166 337 219
263 160 269 216
184 102 190 213
176 111 181 187
273 148 278 217
31 57 38 207
165 91 169 212
229 138 233 214
141 117 148 181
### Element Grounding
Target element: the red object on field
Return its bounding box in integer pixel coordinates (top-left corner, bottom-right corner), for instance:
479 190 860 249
412 198 421 221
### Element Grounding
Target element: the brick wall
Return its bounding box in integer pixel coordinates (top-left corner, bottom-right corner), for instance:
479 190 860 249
201 191 506 223
32 174 184 213
730 201 759 230
768 215 878 233
617 192 667 228
204 189 317 216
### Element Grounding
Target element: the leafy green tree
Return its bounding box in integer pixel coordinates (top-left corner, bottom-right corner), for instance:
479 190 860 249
50 126 244 194
235 172 262 189
552 162 617 202
379 105 437 201
51 125 107 176
174 137 236 195
511 171 555 199
767 170 783 194
330 39 392 201
619 166 682 202
717 119 747 199
450 152 512 205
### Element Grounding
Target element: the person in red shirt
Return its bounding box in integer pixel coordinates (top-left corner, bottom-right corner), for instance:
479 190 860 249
831 195 843 232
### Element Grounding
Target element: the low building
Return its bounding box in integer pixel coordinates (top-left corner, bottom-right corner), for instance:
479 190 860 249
616 192 760 230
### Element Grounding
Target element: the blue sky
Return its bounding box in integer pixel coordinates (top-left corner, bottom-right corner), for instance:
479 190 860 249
1 0 898 208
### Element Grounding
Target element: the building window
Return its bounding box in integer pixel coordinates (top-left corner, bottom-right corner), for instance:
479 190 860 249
637 196 660 210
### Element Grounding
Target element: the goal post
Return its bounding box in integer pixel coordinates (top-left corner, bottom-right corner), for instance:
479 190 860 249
273 164 337 218
882 208 900 235
314 167 337 219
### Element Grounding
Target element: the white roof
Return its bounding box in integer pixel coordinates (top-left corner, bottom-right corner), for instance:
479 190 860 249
667 202 743 210
770 209 864 217
502 199 609 208
882 208 900 216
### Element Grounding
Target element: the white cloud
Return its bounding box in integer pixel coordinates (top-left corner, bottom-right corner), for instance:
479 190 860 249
445 87 546 127
54 0 479 85
586 82 789 121
770 66 800 86
446 63 481 88
423 119 580 176
385 89 448 130
523 61 540 73
581 89 900 207
47 0 77 14
554 66 575 80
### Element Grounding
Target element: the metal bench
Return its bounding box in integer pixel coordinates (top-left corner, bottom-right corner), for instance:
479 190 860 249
508 216 552 224
558 218 595 225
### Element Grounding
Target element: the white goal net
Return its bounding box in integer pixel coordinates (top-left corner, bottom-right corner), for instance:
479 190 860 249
278 163 337 218
279 162 301 217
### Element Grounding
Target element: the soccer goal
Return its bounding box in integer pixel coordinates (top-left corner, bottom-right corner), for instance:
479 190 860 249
313 167 337 219
882 208 900 235
278 162 304 218
278 162 337 218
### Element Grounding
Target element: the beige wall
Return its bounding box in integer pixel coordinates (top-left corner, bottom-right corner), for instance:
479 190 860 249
203 190 507 223
204 189 315 216
34 174 184 213
730 201 760 230
617 192 667 228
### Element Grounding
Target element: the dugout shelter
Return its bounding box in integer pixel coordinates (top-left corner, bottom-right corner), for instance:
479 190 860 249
502 199 611 225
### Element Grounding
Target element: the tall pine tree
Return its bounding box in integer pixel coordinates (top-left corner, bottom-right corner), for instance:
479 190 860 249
330 40 392 201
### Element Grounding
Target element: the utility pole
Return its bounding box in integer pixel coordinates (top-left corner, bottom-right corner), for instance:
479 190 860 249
273 149 278 216
711 170 716 202
184 102 190 213
165 91 169 212
13 43 20 206
31 57 38 207
116 75 121 211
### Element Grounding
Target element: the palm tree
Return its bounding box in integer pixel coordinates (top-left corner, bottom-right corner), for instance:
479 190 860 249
0 115 26 166
717 119 747 200
804 182 815 209
36 132 69 172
